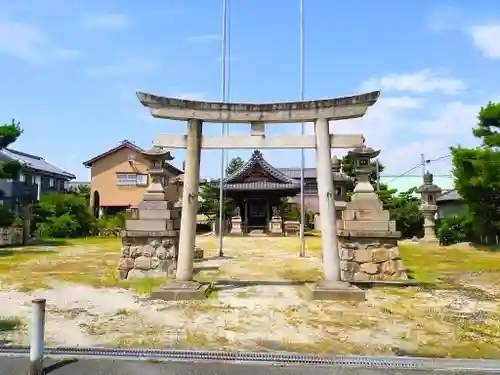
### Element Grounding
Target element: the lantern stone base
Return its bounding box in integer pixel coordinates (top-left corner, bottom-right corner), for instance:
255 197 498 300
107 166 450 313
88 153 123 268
338 231 408 281
268 217 283 236
306 280 365 301
151 280 210 301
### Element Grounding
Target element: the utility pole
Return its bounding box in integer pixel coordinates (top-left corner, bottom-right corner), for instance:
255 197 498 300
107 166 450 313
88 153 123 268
217 0 228 258
299 0 306 258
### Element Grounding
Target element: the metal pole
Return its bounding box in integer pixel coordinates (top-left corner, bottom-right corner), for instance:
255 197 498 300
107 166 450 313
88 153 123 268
29 298 46 375
299 0 306 257
217 0 228 257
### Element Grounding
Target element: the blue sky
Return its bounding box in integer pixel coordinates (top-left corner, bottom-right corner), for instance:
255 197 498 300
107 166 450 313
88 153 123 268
1 0 499 192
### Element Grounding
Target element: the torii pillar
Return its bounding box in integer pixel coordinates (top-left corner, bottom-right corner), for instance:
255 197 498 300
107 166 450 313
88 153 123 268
137 91 380 301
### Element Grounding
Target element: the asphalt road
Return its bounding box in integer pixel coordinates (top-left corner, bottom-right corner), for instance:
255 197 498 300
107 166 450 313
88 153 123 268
1 356 499 375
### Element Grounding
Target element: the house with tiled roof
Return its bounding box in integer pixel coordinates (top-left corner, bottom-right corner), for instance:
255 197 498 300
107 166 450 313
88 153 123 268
83 140 184 217
0 148 76 212
436 189 465 218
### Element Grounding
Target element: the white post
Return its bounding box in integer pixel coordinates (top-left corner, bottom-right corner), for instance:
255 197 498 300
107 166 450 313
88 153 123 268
314 118 341 281
176 119 203 281
29 298 46 375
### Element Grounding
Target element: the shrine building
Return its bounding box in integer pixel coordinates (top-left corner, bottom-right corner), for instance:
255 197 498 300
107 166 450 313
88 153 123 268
215 150 352 234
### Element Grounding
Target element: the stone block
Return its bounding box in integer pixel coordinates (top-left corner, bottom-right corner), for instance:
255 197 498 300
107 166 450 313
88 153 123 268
134 256 152 270
354 249 372 263
340 249 355 260
117 257 134 271
151 281 210 301
342 220 391 232
341 260 360 273
120 246 130 257
346 199 383 211
306 281 365 301
360 262 379 275
138 201 173 210
342 209 389 221
138 209 172 220
372 248 390 262
353 272 370 281
125 219 167 231
389 247 401 259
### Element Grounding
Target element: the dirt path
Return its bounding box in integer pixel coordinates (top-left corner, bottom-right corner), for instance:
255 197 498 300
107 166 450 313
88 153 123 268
1 237 500 358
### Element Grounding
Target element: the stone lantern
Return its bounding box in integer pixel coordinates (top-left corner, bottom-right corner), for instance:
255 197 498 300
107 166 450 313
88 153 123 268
417 171 442 243
331 155 341 173
347 146 380 198
117 145 182 281
141 146 174 201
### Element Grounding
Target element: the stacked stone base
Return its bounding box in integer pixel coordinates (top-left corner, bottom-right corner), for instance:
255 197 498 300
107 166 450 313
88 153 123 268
117 234 178 280
339 235 408 281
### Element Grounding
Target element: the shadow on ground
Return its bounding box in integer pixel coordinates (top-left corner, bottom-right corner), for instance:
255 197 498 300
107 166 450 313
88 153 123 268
44 359 79 374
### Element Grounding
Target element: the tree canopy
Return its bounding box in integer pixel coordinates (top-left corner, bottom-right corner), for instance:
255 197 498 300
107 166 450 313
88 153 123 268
198 156 245 221
0 119 23 181
451 101 500 237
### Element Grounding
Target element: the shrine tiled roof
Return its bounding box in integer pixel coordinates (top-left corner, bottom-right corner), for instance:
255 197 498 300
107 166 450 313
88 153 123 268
223 150 301 189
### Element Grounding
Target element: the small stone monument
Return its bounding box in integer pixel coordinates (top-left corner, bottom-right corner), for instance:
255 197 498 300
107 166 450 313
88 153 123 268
269 205 283 235
337 146 408 281
229 206 243 236
116 146 181 280
417 171 442 243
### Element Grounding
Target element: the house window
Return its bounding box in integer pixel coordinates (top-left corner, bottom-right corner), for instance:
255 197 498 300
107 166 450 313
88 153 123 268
58 180 65 190
116 173 148 186
49 178 55 187
19 173 25 182
136 174 148 186
304 182 318 195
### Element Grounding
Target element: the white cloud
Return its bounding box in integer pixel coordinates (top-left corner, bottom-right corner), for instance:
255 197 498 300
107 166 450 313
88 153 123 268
0 19 80 63
362 69 466 95
469 24 500 59
184 33 220 43
427 7 464 33
81 12 131 30
86 57 158 76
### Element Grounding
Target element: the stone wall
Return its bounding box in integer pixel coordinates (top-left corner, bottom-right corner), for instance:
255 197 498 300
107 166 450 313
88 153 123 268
0 227 23 246
117 238 177 280
339 236 407 281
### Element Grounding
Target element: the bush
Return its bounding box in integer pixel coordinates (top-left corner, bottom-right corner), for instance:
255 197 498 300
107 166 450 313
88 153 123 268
436 214 474 246
0 205 17 227
38 213 80 238
94 213 126 236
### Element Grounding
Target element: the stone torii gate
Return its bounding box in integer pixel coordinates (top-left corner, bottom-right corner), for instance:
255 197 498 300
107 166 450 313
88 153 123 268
137 91 380 301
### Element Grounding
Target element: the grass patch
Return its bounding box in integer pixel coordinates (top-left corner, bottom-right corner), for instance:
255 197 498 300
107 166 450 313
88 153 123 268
0 316 22 332
276 258 323 282
115 308 132 316
400 243 500 285
184 329 231 349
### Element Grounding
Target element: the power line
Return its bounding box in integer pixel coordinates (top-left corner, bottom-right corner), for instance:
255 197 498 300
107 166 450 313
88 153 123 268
385 154 451 185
